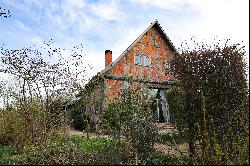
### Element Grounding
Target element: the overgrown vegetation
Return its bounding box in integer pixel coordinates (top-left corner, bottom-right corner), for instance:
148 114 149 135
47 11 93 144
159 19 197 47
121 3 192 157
0 40 90 148
0 133 188 165
167 39 249 165
0 38 248 165
100 82 159 164
0 135 129 165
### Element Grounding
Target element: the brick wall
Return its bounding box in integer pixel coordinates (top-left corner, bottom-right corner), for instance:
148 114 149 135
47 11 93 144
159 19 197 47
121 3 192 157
104 26 175 102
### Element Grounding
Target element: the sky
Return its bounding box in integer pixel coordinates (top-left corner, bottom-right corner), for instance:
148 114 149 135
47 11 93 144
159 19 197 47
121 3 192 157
0 0 249 79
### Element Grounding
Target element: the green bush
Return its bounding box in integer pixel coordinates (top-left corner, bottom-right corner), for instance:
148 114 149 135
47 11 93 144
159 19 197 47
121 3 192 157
70 136 130 164
0 135 191 165
0 146 17 157
101 84 161 164
149 150 188 165
0 146 27 165
165 88 188 141
20 135 131 165
0 155 27 165
100 103 123 137
83 141 131 165
22 140 82 165
158 131 181 144
170 39 249 164
0 134 13 146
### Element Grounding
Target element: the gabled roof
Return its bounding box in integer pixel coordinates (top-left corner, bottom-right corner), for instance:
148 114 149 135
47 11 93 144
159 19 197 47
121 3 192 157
98 20 177 76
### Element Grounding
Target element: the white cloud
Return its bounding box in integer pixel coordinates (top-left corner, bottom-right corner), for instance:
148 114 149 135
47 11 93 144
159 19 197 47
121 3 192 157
112 28 145 60
89 0 122 21
129 0 249 49
185 0 249 41
78 15 98 34
129 0 185 10
169 0 249 66
60 0 86 23
15 20 32 32
85 48 105 77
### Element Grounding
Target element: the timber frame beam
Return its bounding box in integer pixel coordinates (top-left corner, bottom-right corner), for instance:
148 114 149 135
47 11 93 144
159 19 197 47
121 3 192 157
103 74 174 89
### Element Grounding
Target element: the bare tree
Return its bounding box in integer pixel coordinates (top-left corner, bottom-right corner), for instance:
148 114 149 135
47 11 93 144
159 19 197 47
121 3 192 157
0 40 91 145
0 7 11 18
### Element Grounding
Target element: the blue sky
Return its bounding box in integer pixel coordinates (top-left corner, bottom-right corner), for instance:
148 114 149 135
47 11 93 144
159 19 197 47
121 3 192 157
0 0 249 78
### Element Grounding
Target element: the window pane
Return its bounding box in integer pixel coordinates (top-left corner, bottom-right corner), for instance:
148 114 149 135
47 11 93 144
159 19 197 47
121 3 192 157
148 56 151 66
165 60 171 69
134 54 141 64
144 55 151 66
145 56 147 66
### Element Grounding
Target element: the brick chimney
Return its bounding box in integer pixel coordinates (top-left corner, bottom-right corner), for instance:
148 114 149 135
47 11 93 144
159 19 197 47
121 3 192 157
105 50 112 67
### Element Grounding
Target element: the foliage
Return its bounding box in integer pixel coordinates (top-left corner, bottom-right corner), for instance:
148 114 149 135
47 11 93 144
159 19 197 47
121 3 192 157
0 134 132 165
0 135 190 165
100 103 123 137
22 137 83 165
158 131 182 144
68 101 91 131
0 106 33 148
1 35 248 165
149 150 188 165
101 81 160 164
0 145 16 157
0 154 26 165
165 88 188 141
0 145 27 165
169 39 249 164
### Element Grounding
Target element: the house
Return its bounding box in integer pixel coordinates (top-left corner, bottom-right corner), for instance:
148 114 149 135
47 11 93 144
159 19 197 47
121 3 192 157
82 20 178 130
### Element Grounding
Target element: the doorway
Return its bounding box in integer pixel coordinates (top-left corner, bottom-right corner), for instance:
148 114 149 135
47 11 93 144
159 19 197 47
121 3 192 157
149 89 171 123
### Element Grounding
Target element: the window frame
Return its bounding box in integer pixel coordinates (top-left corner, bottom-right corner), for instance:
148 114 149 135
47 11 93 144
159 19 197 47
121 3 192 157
134 53 152 67
143 55 151 67
165 59 171 70
134 53 141 65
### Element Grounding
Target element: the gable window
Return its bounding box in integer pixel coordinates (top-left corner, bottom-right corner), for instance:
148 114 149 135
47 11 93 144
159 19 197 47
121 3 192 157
143 55 151 67
165 59 171 70
134 53 151 66
134 54 141 65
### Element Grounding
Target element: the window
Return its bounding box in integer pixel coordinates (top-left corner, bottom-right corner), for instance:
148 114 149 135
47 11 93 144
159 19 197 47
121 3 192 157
165 59 171 69
143 55 151 66
134 53 151 66
134 54 141 65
